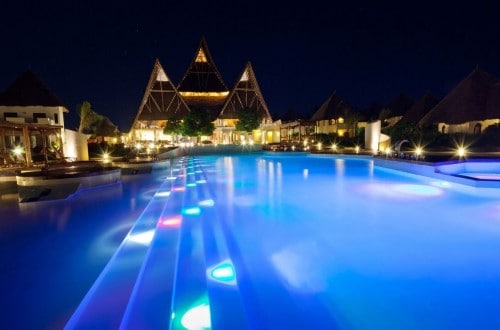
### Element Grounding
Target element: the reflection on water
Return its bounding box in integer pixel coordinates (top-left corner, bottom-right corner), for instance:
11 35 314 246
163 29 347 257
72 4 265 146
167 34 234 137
0 170 167 329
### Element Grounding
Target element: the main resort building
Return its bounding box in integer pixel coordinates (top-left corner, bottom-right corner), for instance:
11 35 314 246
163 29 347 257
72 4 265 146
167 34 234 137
129 38 278 146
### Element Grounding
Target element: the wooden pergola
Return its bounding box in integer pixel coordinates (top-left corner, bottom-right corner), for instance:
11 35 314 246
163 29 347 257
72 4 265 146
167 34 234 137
0 121 64 167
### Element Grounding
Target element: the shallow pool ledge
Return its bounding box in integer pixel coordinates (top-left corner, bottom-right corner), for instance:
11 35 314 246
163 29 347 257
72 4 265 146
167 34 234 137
374 157 500 188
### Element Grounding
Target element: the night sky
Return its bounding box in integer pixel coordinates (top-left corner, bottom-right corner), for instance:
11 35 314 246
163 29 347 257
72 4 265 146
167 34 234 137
1 1 499 131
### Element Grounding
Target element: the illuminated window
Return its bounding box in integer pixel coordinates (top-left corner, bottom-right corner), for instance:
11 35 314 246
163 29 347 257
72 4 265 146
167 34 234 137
157 69 168 82
195 49 207 62
241 69 249 81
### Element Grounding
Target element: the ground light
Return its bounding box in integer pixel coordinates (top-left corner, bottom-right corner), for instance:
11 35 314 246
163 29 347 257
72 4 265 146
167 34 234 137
457 146 467 158
415 147 423 158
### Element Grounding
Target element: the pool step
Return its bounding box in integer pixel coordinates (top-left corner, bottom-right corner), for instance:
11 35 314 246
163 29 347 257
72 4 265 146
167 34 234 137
64 158 186 329
118 159 188 329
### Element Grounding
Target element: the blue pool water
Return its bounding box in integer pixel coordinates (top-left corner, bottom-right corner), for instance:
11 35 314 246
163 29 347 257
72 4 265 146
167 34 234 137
3 153 500 329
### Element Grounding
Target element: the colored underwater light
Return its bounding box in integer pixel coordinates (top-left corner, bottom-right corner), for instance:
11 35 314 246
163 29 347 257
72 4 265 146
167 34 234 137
180 303 211 329
186 183 197 187
182 207 201 216
159 216 182 228
196 179 207 184
172 187 185 192
207 260 237 285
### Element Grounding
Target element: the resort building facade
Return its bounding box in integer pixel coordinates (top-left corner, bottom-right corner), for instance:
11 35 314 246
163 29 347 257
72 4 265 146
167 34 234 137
418 68 500 134
0 70 89 165
130 38 279 146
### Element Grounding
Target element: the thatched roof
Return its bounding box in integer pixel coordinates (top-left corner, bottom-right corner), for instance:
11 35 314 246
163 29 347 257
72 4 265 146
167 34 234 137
132 59 190 126
177 37 228 94
310 91 355 121
419 68 500 126
0 70 66 108
219 62 272 121
385 93 414 117
399 92 439 124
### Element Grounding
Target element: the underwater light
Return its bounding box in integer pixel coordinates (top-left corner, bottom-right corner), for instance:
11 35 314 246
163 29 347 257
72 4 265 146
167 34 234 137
166 176 177 180
159 216 182 228
207 260 237 285
127 230 155 245
186 183 197 187
199 199 215 207
182 207 201 216
155 191 171 197
172 187 185 192
196 179 207 184
180 303 211 329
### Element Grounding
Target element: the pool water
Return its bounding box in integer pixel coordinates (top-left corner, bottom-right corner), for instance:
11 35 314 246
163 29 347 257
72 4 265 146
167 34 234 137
0 170 168 329
3 153 500 329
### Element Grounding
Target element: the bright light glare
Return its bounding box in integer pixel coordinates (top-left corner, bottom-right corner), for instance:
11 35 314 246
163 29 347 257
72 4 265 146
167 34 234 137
180 304 211 329
415 147 423 156
457 147 466 157
127 230 155 245
13 146 23 156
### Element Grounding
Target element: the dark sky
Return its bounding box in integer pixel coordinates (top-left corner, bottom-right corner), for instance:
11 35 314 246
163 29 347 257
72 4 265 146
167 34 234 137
1 1 499 131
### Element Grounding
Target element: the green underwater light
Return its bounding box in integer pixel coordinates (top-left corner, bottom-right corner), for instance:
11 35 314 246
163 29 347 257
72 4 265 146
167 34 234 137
207 260 237 285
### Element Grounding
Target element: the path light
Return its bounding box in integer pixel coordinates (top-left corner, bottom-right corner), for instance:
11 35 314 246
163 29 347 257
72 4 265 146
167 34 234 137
415 147 423 158
457 146 467 158
103 152 109 162
385 147 391 156
331 143 337 151
355 146 360 154
317 142 322 150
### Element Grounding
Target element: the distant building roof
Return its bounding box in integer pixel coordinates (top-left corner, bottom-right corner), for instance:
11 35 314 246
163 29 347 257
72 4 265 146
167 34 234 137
385 93 414 117
419 68 500 126
310 91 355 121
0 70 66 108
399 92 439 124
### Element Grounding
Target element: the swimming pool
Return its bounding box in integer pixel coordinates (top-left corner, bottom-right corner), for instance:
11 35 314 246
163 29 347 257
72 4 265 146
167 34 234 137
62 153 500 329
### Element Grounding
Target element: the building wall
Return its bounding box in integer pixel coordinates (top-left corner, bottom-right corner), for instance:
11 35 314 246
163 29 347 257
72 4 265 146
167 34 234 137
439 119 500 134
63 129 89 161
0 105 66 128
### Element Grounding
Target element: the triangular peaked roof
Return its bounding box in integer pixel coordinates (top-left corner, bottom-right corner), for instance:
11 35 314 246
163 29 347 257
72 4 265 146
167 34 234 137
0 70 67 109
177 37 228 94
384 93 414 117
310 91 355 121
219 62 272 121
399 92 439 124
132 59 190 127
419 68 500 126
